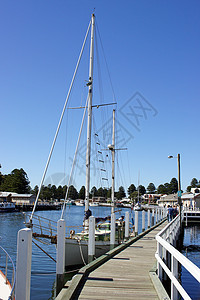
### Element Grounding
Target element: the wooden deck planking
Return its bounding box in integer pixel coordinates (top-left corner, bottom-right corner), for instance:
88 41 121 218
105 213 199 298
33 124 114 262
78 222 167 299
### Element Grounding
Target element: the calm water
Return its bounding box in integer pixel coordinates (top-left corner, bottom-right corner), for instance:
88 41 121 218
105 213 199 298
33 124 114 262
0 206 147 300
181 225 200 300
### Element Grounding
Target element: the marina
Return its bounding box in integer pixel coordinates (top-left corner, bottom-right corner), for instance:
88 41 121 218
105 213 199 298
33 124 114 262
0 3 200 300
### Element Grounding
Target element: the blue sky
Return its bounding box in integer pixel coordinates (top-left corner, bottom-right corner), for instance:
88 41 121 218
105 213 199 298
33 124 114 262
1 0 200 193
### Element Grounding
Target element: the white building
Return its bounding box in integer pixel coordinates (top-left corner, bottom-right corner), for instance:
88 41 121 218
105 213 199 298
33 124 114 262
0 192 35 205
158 192 200 209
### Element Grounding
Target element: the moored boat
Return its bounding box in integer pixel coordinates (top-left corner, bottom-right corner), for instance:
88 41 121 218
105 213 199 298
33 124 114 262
0 202 15 213
0 244 15 300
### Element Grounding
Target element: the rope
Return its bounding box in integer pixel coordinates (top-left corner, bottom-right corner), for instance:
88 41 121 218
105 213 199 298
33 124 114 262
29 19 92 223
32 240 56 263
78 239 87 266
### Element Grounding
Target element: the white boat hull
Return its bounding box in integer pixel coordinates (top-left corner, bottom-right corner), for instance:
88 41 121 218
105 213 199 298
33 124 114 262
65 238 115 268
0 270 12 300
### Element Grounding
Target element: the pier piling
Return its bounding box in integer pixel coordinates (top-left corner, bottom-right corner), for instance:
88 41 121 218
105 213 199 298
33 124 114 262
56 219 65 296
15 228 32 300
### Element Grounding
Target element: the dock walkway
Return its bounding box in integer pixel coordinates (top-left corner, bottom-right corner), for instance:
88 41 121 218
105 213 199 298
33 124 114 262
77 221 167 299
57 220 169 300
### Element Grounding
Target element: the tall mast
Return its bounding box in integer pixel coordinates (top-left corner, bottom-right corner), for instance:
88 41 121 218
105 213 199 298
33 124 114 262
85 14 95 213
111 109 115 214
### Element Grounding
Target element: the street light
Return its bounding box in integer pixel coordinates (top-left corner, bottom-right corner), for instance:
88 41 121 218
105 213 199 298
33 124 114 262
168 154 182 229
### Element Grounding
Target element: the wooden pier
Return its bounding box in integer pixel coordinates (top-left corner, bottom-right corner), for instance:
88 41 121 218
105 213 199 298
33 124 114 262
56 220 168 300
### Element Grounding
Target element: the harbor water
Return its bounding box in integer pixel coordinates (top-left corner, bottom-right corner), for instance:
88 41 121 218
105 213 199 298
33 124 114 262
181 224 200 299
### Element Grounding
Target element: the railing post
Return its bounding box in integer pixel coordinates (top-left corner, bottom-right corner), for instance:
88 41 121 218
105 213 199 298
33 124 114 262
88 216 95 263
110 212 116 249
157 241 163 281
151 209 154 226
15 228 32 300
56 219 66 295
186 210 188 227
135 211 138 236
148 209 150 228
125 211 129 240
171 255 178 300
142 210 145 232
163 233 167 281
155 209 158 224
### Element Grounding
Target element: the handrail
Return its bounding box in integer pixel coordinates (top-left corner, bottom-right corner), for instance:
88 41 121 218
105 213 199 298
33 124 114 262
155 210 200 300
0 244 16 300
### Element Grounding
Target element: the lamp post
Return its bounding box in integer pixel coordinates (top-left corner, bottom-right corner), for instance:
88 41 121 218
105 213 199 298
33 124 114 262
168 154 182 229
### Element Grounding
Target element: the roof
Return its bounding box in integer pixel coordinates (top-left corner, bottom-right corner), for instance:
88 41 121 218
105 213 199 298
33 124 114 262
11 194 34 198
159 192 200 201
0 192 18 197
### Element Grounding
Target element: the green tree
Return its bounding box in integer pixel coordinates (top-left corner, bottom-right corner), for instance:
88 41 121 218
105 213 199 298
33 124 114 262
157 184 167 194
0 168 31 194
130 191 139 203
138 185 146 195
127 184 136 196
78 186 85 199
67 185 78 200
186 185 192 192
147 183 156 194
51 185 57 199
191 178 198 188
116 186 126 200
107 187 111 198
33 185 39 196
169 177 178 194
90 186 97 197
97 187 104 197
164 183 171 194
57 185 64 200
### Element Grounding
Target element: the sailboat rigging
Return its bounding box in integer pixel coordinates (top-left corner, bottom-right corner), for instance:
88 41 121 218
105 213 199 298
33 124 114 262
26 13 132 269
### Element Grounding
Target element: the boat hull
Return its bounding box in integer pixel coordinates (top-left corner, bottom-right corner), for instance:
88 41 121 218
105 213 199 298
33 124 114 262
65 238 115 268
0 270 12 299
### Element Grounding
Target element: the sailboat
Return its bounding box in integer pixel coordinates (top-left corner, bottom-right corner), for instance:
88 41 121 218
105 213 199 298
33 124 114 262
26 13 129 269
64 108 121 268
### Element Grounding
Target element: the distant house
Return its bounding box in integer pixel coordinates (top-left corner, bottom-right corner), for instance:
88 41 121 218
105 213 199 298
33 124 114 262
0 192 17 202
92 197 106 203
158 193 200 209
0 192 35 205
11 194 35 205
142 194 163 203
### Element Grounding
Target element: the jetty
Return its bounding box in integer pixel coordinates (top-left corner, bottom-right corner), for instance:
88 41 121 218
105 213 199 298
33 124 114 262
56 220 169 300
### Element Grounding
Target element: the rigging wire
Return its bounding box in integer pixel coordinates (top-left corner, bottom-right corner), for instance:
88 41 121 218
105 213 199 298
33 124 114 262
29 19 92 223
96 18 116 102
61 95 89 219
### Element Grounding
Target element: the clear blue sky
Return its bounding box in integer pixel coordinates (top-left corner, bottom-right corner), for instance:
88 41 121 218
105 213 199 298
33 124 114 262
1 0 200 193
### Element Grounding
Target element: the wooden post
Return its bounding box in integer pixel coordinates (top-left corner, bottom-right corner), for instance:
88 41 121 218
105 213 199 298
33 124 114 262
15 228 32 300
56 219 66 295
110 213 116 249
125 211 129 240
88 216 95 263
135 211 138 236
142 210 145 232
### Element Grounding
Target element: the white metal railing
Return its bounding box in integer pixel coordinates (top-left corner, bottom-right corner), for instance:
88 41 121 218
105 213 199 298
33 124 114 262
0 244 16 300
155 211 200 300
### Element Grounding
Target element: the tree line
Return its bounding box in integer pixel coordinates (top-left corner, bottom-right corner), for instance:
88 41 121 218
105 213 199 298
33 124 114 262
0 168 199 201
